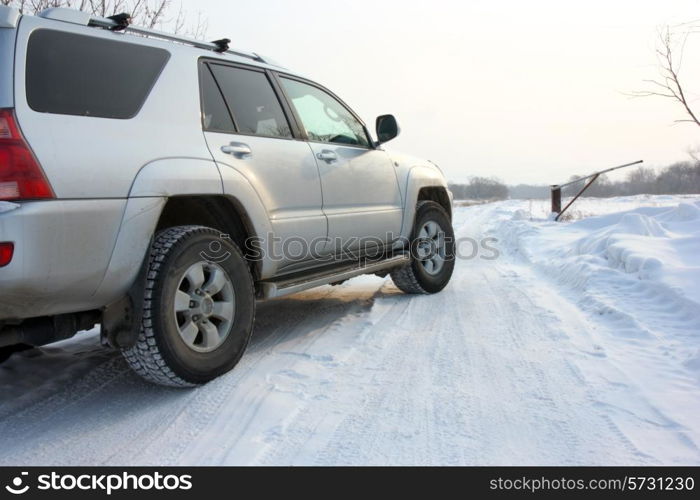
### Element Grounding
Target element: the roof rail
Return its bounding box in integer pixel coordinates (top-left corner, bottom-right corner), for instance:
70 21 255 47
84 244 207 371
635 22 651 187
38 7 267 64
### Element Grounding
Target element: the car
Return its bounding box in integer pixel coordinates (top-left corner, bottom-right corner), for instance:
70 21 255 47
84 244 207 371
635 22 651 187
0 5 455 386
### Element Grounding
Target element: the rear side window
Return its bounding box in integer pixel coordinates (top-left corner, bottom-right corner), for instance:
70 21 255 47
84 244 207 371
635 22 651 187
207 64 292 139
200 64 236 133
26 30 169 119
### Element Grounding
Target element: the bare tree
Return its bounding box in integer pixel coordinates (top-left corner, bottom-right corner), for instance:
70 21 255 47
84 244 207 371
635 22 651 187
1 0 207 37
630 23 700 129
169 2 207 38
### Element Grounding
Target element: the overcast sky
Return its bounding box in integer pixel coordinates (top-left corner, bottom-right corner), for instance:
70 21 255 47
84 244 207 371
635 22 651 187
191 0 700 184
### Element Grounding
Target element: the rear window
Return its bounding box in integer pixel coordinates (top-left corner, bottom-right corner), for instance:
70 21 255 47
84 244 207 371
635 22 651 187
26 30 170 119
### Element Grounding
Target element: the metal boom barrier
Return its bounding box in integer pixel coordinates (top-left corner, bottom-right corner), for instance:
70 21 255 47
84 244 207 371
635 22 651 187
550 160 643 221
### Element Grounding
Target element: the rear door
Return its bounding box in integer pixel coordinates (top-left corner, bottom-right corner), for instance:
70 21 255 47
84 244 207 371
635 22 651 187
276 76 403 254
200 61 326 268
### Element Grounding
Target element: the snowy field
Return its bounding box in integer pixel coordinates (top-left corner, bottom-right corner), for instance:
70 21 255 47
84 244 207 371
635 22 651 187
0 195 699 466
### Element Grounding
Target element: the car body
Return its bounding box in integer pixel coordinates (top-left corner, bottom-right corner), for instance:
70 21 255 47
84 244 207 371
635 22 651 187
0 6 454 384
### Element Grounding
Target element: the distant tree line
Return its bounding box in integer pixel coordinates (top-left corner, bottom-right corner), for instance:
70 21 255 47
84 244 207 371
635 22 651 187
451 160 700 200
449 177 509 201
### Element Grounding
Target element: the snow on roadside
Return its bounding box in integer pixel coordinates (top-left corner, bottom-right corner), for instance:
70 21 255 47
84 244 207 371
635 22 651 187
491 197 700 358
488 195 700 457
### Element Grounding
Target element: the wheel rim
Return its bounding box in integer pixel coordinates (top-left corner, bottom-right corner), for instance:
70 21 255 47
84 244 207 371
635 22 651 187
173 261 235 353
416 220 447 276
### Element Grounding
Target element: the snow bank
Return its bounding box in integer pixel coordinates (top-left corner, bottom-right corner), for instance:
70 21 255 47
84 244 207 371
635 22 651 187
564 201 700 304
486 196 700 463
495 197 700 304
491 195 700 374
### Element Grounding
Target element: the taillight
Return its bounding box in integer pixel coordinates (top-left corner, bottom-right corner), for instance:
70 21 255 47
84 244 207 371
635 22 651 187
0 242 14 267
0 109 54 201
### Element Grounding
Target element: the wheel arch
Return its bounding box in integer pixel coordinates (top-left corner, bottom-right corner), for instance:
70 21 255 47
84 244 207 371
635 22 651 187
98 155 274 349
418 186 452 221
155 195 260 280
99 193 262 350
400 165 453 239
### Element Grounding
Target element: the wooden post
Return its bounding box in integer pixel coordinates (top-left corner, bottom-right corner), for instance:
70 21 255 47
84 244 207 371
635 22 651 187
551 185 561 214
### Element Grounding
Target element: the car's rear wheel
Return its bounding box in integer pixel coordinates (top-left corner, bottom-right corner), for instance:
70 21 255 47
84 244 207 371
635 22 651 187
391 201 455 294
122 226 255 387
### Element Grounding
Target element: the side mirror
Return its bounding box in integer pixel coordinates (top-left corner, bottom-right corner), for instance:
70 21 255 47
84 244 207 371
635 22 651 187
376 114 400 144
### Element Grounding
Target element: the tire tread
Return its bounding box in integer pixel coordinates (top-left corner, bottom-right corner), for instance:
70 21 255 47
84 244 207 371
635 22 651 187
121 225 254 387
390 201 451 295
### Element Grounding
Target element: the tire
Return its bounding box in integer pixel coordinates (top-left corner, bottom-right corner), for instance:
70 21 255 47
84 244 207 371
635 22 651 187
122 226 256 387
391 201 455 294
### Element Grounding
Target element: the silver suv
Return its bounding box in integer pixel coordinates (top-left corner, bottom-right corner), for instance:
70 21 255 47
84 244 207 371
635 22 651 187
0 6 455 386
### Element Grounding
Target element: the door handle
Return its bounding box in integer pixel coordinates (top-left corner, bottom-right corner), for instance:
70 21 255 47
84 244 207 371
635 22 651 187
221 142 252 158
316 150 338 163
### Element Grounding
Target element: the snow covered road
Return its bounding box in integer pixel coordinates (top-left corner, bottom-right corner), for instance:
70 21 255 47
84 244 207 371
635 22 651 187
1 197 699 465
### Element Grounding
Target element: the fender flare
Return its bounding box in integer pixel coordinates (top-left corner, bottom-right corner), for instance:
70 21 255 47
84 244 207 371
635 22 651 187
97 157 276 301
400 165 451 238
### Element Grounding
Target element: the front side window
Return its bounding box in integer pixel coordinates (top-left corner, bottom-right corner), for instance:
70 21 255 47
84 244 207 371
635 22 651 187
26 30 169 119
208 64 292 139
280 78 370 147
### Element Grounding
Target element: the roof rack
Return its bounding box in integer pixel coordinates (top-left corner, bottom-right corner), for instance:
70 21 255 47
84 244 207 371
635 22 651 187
38 7 267 64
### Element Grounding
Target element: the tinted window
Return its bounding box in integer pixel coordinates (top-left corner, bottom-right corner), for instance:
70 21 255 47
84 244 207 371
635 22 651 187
280 78 370 147
209 64 292 138
26 30 169 119
200 65 235 133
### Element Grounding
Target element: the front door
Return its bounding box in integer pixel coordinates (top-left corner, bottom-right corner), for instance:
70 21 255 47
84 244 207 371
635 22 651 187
277 76 403 255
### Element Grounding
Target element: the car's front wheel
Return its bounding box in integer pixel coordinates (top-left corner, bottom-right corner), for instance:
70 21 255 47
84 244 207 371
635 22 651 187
391 201 455 294
122 226 256 387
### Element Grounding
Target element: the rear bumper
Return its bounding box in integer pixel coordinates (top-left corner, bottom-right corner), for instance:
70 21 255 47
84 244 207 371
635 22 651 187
0 199 125 320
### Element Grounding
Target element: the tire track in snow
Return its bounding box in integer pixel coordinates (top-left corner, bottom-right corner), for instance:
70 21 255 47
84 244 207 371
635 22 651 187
133 284 384 465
